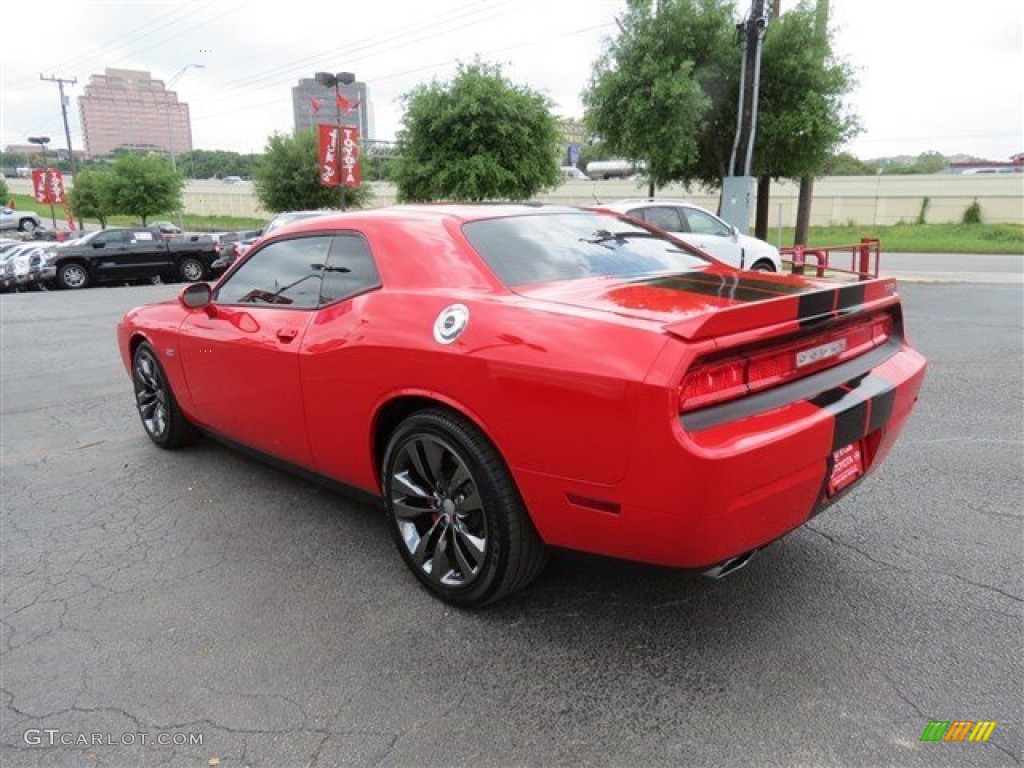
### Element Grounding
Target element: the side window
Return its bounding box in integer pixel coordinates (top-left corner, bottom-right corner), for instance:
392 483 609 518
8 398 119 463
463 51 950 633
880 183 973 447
319 234 381 306
216 235 332 308
641 206 684 232
685 209 732 237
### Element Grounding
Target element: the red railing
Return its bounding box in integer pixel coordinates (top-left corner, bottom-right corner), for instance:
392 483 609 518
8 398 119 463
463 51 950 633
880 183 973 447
780 238 881 281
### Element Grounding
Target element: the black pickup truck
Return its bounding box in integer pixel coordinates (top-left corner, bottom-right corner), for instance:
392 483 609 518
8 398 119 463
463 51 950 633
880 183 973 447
50 227 226 290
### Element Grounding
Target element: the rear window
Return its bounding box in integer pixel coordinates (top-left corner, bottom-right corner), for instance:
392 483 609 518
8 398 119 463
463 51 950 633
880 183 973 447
462 212 708 287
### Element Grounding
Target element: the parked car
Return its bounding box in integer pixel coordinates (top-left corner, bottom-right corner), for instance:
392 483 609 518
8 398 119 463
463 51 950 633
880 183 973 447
117 204 926 607
1 242 50 291
51 227 225 289
150 220 183 239
560 166 589 180
0 206 43 233
596 198 783 272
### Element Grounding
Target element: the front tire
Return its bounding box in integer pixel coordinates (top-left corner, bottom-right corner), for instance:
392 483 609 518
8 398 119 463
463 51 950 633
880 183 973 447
382 408 547 607
57 262 90 289
132 342 200 449
750 259 776 272
18 218 37 233
179 257 205 282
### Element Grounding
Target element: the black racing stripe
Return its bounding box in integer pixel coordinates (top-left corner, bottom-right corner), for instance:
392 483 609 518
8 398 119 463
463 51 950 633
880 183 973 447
798 290 836 326
639 273 806 303
813 373 895 451
831 398 868 452
867 381 896 433
837 283 867 312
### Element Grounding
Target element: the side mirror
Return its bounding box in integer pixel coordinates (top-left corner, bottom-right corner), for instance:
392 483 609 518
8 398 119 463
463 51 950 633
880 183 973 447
731 225 740 241
180 282 211 309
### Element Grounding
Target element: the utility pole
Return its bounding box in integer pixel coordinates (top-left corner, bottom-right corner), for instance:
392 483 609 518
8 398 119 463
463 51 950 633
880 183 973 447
722 0 770 236
794 0 828 246
39 75 77 177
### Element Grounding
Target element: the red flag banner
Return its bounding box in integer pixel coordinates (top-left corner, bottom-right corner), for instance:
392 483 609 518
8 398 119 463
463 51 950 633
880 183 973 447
31 168 66 204
318 124 340 187
340 126 360 188
46 169 66 205
31 169 48 203
336 93 351 113
310 97 322 114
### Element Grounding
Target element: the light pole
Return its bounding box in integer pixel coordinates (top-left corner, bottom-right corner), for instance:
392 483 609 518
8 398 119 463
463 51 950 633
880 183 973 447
314 71 356 210
164 64 203 229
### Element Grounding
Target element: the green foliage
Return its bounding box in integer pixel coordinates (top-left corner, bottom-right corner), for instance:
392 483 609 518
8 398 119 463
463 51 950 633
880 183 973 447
177 149 261 180
823 151 877 175
253 131 370 213
754 1 860 180
68 169 116 228
880 151 949 175
393 60 561 202
584 0 729 188
583 0 859 188
917 197 930 225
962 200 983 224
105 154 183 225
0 177 9 203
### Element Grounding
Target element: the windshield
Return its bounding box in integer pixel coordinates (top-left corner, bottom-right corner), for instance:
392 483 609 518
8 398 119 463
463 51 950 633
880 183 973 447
462 211 709 287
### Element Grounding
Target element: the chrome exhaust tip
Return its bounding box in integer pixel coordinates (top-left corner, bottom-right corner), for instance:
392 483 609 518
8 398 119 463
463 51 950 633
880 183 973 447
702 548 759 580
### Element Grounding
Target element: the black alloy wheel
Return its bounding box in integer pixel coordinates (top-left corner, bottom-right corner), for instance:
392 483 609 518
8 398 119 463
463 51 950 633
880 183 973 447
382 409 547 607
132 342 199 449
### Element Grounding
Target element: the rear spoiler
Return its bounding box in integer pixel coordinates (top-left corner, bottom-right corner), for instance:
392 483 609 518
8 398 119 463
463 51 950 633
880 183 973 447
663 277 900 341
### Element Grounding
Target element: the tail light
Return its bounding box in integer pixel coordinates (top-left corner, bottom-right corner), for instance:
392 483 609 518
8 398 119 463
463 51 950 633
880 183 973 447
679 314 894 413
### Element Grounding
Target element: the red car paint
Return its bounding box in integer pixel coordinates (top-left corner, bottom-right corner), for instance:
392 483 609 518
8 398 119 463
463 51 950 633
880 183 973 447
117 205 926 572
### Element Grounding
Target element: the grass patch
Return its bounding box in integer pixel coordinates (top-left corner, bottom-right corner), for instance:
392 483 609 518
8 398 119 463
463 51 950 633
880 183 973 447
769 223 1024 254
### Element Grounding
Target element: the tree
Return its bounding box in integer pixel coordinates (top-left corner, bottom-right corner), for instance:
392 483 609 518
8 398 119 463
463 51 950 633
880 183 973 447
0 177 9 205
754 1 859 237
393 61 561 202
105 155 183 225
583 0 736 189
68 169 116 228
253 131 370 213
823 151 876 176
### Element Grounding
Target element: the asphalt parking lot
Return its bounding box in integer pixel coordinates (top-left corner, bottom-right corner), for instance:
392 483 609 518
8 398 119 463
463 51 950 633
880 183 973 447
1 280 1021 768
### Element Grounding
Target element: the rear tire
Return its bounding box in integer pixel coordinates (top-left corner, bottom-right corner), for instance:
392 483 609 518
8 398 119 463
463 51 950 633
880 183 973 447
382 408 547 607
132 342 200 449
751 259 776 272
18 218 37 233
57 262 89 289
179 257 205 282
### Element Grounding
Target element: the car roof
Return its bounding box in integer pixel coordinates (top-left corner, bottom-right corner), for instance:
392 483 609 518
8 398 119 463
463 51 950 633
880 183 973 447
276 203 590 232
602 198 703 210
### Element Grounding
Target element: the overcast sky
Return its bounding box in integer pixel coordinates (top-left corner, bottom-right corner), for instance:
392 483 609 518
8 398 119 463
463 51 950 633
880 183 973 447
2 0 1021 161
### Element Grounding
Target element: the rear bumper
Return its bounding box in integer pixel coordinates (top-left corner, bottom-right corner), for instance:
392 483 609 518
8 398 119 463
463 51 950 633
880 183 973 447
516 343 926 569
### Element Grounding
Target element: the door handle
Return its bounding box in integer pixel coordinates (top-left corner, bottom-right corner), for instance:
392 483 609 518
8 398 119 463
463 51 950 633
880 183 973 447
276 328 298 343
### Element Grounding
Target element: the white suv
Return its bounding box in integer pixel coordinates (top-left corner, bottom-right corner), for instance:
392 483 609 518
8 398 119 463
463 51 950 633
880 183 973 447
598 198 782 272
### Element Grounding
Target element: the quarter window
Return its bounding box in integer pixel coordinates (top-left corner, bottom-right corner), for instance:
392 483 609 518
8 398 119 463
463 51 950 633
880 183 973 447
216 235 332 308
319 235 381 305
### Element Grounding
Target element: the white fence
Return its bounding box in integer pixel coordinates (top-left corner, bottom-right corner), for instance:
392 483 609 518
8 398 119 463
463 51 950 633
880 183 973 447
6 173 1022 226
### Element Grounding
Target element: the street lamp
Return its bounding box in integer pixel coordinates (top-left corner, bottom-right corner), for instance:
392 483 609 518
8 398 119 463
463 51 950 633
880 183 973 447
314 71 356 210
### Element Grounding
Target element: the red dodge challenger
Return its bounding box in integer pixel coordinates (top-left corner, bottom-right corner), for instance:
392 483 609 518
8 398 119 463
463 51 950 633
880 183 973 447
117 205 926 606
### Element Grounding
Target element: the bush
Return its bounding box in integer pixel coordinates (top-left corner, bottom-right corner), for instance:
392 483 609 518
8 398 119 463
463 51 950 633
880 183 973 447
962 200 982 225
0 177 9 204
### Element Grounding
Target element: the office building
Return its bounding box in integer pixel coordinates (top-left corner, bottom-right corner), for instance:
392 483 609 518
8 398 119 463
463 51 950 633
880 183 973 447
78 68 193 157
